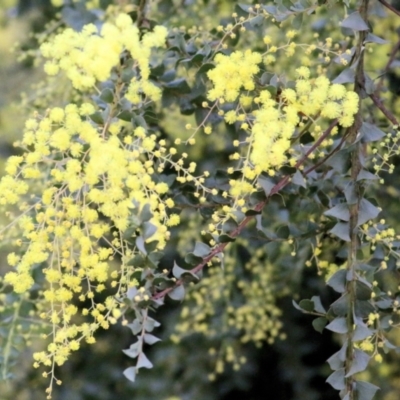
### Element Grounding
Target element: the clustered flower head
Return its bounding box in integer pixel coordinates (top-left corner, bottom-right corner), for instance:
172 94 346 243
0 13 178 382
41 13 167 100
207 50 262 102
203 50 359 233
251 67 359 174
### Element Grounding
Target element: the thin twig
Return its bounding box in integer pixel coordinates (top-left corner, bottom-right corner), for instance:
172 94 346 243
370 93 399 125
153 119 339 300
378 0 400 17
375 37 400 93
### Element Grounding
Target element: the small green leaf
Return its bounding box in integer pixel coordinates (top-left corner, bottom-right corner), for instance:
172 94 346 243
127 319 142 335
327 350 344 370
326 368 346 390
345 349 370 377
168 285 185 301
357 199 380 226
133 115 148 130
89 112 104 125
326 317 348 334
360 122 385 143
137 352 153 369
292 13 303 29
142 222 157 240
249 15 264 28
324 203 350 221
341 11 369 31
172 262 188 279
327 269 347 293
292 170 306 188
353 322 373 341
344 182 358 205
144 317 160 332
117 110 133 122
123 226 137 240
123 342 140 358
332 68 355 84
355 300 375 318
193 242 211 258
299 299 314 312
218 234 236 243
136 236 147 255
143 334 161 345
123 366 136 382
196 62 215 78
329 222 350 242
365 33 388 44
235 3 253 13
262 4 278 15
327 149 351 173
331 294 349 316
165 78 191 94
357 170 378 181
311 296 326 313
355 381 380 400
100 88 114 103
258 176 275 196
312 317 327 333
355 280 372 300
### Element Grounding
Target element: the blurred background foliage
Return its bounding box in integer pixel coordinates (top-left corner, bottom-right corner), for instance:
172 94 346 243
0 0 400 399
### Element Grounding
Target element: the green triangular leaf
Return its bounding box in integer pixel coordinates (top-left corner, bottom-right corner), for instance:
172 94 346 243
345 349 370 377
360 122 385 143
144 334 161 345
123 366 136 382
168 285 185 301
355 381 380 400
327 350 344 371
357 170 378 181
136 236 147 255
142 222 157 240
326 317 348 334
330 222 351 242
341 11 369 31
353 322 373 341
311 296 326 313
258 176 275 196
193 242 211 258
324 203 350 221
357 199 380 226
326 368 346 390
333 68 355 84
137 352 153 369
327 269 347 293
123 342 140 359
292 170 306 188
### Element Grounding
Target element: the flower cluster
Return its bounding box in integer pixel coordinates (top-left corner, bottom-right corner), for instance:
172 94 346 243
202 57 360 233
41 13 167 98
207 50 262 102
0 14 183 387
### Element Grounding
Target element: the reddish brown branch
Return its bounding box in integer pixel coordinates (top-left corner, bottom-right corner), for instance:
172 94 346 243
152 119 339 301
370 93 399 125
378 0 400 17
375 37 400 93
